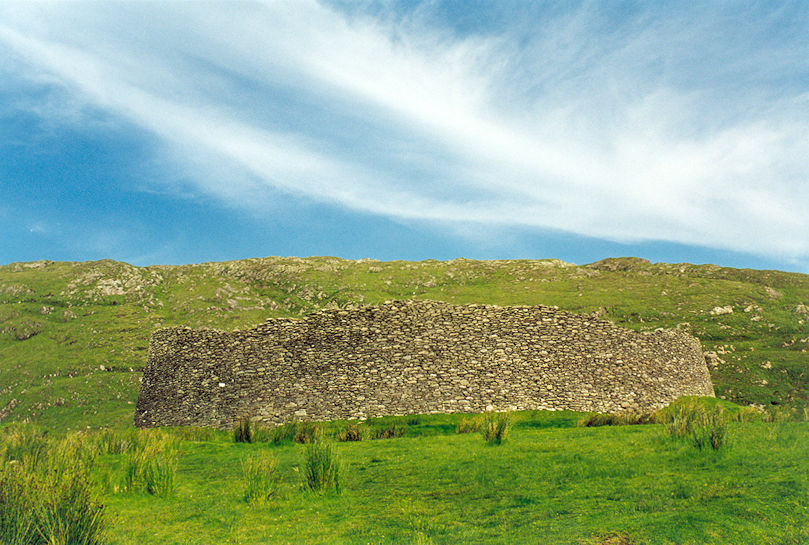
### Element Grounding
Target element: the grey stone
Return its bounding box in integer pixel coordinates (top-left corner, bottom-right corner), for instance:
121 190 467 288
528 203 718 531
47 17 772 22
135 300 714 429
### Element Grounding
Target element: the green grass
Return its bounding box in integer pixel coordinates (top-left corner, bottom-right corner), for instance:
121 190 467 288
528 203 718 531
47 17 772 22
0 257 809 430
1 256 809 430
2 257 807 542
2 408 807 544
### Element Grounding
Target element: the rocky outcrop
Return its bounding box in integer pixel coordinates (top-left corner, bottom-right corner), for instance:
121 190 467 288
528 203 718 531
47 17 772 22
135 300 714 428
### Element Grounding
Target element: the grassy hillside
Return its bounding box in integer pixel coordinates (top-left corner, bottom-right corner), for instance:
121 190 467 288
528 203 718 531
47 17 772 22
1 256 807 429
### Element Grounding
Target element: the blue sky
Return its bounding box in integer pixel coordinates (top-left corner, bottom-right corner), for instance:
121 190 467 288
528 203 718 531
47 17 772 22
1 1 808 272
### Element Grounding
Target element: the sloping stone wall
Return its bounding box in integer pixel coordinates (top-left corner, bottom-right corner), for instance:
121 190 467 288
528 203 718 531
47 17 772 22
135 300 714 428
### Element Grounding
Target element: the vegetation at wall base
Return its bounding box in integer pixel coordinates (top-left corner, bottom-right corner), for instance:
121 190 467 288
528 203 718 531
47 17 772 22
233 416 253 443
456 414 483 434
335 421 364 442
369 423 406 440
577 412 655 427
655 398 731 450
481 412 510 445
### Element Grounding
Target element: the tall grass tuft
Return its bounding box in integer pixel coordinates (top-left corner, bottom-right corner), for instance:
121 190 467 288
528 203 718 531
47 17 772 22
143 455 178 497
660 400 704 439
733 406 762 423
233 416 253 443
405 416 421 426
660 400 728 450
335 421 365 442
251 421 324 444
294 422 322 444
38 466 105 545
456 415 483 434
0 429 106 545
51 432 96 471
690 410 728 451
577 412 654 427
242 452 280 505
481 412 510 445
122 432 178 496
303 439 340 494
0 424 50 467
167 427 217 442
0 463 39 545
370 424 405 440
93 428 133 455
762 406 792 423
262 422 298 444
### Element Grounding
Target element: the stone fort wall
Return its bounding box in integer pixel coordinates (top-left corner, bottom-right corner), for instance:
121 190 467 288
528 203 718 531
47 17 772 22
135 300 714 428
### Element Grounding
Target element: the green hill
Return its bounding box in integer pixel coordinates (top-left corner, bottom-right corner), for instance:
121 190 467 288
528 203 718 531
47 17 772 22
1 256 807 430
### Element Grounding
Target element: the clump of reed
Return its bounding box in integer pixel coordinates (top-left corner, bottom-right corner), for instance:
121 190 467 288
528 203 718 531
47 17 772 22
689 410 728 450
370 423 406 440
481 412 510 445
242 452 280 505
0 462 40 545
404 415 421 426
0 424 106 545
122 431 179 496
577 412 655 427
256 422 295 444
762 406 793 423
293 422 322 444
335 421 365 442
249 421 323 444
658 400 728 450
731 406 762 423
233 416 253 443
0 424 50 468
303 439 340 494
456 415 483 434
166 426 218 442
37 465 106 545
93 428 134 455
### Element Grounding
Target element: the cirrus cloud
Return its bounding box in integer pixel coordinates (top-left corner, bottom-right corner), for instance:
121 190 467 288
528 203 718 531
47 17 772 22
1 1 807 262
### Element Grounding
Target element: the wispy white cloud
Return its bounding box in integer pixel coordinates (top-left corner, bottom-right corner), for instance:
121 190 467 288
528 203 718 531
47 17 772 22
0 1 807 260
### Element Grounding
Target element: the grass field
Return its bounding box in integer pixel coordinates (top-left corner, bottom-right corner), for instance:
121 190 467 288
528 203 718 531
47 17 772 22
2 403 808 545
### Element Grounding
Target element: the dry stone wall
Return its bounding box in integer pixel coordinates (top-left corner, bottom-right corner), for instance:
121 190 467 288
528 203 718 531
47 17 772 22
135 300 714 428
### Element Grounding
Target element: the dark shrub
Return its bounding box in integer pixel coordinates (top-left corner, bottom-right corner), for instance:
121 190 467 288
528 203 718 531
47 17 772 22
233 416 253 443
335 421 364 442
371 424 406 440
